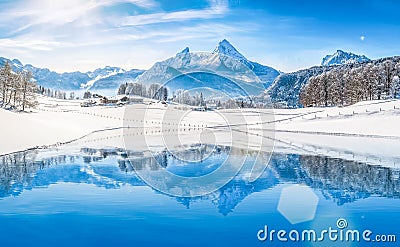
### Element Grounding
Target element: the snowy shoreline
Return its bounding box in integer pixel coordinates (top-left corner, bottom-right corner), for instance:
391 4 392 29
1 95 400 158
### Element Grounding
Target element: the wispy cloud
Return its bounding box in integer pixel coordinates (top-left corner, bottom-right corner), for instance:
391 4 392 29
96 0 158 9
0 37 68 51
0 0 235 72
119 0 228 26
0 0 159 34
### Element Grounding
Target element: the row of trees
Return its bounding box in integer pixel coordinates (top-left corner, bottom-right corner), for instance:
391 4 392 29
0 62 37 111
117 82 268 109
118 82 168 101
37 85 78 100
172 89 206 106
173 90 261 109
300 59 400 107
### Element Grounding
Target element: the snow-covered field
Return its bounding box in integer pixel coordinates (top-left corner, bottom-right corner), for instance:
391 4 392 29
1 95 400 168
274 99 400 137
1 95 124 155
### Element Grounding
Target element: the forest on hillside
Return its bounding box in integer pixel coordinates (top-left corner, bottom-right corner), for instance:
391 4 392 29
300 59 400 107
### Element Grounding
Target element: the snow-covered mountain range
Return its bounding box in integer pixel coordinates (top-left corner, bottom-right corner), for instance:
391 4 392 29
321 50 370 66
0 57 144 91
0 39 279 95
134 39 280 96
0 44 384 105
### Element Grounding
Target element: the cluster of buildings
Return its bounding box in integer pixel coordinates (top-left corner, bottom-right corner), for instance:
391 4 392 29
80 94 144 107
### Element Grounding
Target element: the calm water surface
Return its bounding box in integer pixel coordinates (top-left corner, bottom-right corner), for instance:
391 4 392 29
0 144 399 247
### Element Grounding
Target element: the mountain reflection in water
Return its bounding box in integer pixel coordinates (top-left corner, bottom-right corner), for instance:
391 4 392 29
1 144 399 216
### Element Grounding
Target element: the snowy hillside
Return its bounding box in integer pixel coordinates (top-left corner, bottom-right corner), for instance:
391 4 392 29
269 56 400 107
84 69 144 90
81 66 126 89
321 50 370 66
267 66 333 107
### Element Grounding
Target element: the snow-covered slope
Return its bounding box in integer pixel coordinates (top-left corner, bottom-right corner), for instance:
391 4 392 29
213 39 251 68
177 47 190 55
267 66 332 107
321 50 370 66
213 39 280 88
84 69 144 90
81 66 125 89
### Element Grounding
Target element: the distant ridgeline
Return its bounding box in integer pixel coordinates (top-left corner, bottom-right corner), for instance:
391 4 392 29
0 57 144 91
0 39 279 94
268 56 400 108
3 46 400 108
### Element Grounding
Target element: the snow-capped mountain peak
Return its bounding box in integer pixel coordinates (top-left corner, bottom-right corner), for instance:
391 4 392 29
11 59 23 68
135 39 281 92
0 39 279 92
177 47 190 55
213 39 248 63
321 50 370 66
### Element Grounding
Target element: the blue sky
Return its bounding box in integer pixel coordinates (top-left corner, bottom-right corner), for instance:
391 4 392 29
0 0 399 72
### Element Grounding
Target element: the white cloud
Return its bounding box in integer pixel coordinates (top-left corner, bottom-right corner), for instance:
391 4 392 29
0 0 233 72
0 0 159 32
360 35 366 41
120 0 228 26
95 0 158 9
0 37 68 51
2 0 225 32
